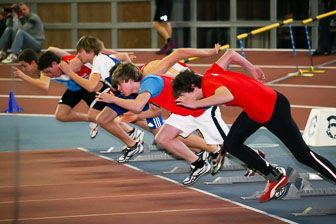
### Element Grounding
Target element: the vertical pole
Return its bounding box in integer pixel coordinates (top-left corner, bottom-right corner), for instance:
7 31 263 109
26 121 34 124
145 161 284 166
304 24 314 67
288 24 299 71
239 39 246 58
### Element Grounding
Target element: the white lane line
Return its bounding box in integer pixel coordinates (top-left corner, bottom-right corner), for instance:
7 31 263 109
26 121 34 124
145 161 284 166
0 78 22 81
269 84 336 88
76 148 296 224
0 94 60 99
0 113 54 117
0 191 194 204
291 105 336 109
0 207 248 222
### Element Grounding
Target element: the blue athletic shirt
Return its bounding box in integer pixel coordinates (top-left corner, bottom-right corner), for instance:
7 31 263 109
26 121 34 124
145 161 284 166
139 75 164 97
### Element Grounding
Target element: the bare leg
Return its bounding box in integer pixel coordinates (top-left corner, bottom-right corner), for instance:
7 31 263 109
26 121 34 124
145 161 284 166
153 21 171 42
178 134 218 153
155 123 198 163
96 107 136 147
55 104 89 122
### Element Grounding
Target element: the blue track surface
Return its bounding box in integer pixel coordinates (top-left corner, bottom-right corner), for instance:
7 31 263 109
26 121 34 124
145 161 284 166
1 114 336 223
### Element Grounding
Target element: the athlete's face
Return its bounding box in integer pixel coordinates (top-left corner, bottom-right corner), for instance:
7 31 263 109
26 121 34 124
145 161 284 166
19 61 37 75
179 88 199 100
77 49 93 64
42 62 62 77
117 80 133 97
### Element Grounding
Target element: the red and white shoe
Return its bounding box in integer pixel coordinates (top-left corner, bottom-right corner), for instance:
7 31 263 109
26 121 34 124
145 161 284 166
89 122 99 139
259 174 288 203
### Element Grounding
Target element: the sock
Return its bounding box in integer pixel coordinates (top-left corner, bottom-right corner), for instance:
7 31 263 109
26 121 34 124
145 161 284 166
191 157 204 168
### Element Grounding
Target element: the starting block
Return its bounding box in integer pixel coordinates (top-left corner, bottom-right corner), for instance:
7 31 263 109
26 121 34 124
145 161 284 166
241 167 336 200
292 207 336 216
164 159 245 174
303 108 336 146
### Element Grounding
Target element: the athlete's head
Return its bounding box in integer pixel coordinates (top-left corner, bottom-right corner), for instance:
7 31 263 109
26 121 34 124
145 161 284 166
18 49 39 75
76 35 103 63
38 51 62 77
172 69 202 98
110 62 143 91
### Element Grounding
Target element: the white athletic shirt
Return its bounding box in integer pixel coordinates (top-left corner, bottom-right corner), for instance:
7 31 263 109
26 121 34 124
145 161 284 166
91 53 119 82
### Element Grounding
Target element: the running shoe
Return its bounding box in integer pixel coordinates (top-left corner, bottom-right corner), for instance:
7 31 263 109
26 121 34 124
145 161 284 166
183 161 211 186
89 122 99 139
156 44 168 55
118 141 144 163
128 128 145 143
211 146 225 175
2 53 18 64
165 38 176 55
259 174 288 203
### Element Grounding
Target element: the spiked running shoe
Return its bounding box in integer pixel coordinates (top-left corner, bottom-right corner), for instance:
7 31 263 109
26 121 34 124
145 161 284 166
118 141 144 163
259 174 288 203
211 146 226 175
89 122 99 139
183 161 211 186
128 128 145 143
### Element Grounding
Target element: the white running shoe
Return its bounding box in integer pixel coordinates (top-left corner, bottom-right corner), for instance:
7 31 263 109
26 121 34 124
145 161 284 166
183 161 211 186
89 122 99 139
118 141 144 163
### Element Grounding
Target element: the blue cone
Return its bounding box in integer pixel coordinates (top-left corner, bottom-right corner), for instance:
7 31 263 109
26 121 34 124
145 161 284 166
4 91 23 113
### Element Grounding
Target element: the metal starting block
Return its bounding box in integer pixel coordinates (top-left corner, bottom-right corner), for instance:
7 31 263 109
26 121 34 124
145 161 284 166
99 143 160 153
240 167 336 200
292 207 336 216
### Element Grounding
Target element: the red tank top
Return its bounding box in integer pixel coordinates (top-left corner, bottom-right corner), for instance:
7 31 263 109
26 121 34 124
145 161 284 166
147 75 206 117
63 55 91 79
202 63 277 123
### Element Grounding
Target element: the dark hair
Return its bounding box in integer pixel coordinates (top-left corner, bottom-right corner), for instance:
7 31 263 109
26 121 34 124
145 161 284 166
172 69 202 98
110 62 143 89
18 49 38 64
76 35 103 55
38 51 61 70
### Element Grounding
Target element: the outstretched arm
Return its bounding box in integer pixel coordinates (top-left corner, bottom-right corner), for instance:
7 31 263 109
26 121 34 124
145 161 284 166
216 49 265 82
14 67 50 91
176 86 233 109
47 46 70 57
96 91 151 112
148 44 221 75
